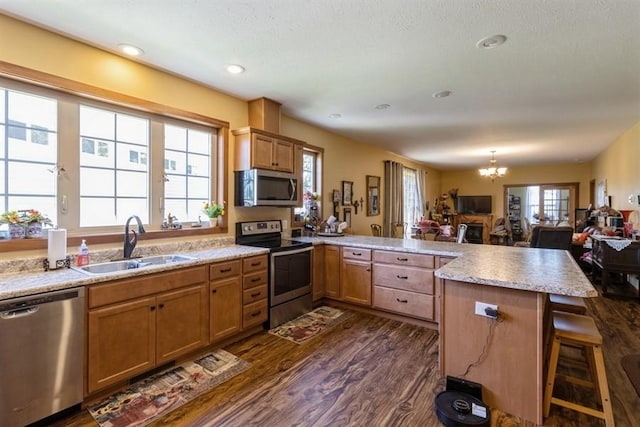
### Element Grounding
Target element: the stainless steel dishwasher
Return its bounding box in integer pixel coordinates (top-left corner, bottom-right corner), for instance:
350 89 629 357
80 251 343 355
0 287 85 427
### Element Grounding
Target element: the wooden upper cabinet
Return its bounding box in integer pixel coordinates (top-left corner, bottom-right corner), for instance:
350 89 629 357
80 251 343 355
232 127 301 173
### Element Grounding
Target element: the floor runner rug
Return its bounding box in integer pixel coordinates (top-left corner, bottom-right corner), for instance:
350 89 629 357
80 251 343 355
88 350 250 427
621 354 640 398
269 305 352 344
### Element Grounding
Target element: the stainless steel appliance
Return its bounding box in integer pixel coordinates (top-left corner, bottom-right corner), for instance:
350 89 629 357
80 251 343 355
236 220 313 328
234 169 299 207
0 287 85 427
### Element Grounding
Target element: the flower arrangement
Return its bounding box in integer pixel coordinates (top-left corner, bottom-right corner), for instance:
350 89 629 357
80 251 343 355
0 210 25 225
202 201 225 218
303 191 319 201
24 209 52 225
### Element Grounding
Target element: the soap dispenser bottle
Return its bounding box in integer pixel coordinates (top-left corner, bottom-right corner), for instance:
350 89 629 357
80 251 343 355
77 239 90 267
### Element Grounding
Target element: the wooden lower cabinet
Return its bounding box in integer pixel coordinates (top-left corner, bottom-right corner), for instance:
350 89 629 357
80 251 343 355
324 245 341 299
87 296 156 394
210 276 242 342
372 250 437 321
342 259 372 305
312 246 325 301
87 266 209 394
242 255 268 329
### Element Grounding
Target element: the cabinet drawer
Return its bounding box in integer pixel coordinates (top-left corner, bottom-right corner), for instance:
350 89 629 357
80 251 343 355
243 284 268 304
210 260 241 280
88 266 208 308
243 300 268 328
243 270 268 289
243 255 268 274
342 247 372 261
373 264 434 294
374 250 435 268
373 286 434 320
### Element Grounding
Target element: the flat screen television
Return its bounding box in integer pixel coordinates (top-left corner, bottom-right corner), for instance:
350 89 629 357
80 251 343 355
456 195 492 214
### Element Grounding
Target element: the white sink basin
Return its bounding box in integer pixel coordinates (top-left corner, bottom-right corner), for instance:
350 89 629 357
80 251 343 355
73 254 197 275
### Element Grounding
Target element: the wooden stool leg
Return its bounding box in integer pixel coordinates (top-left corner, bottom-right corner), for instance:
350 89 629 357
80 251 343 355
544 336 562 417
592 344 615 427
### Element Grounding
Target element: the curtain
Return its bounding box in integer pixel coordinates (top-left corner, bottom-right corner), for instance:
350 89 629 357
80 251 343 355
383 160 404 237
416 168 427 221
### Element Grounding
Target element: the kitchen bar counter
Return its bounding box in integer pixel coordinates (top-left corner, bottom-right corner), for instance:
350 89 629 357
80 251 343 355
295 235 596 298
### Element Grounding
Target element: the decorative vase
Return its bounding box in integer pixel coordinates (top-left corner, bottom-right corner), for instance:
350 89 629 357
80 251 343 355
8 223 26 239
26 221 43 238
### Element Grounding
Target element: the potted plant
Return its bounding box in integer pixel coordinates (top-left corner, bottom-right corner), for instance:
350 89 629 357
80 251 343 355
24 209 52 238
1 210 27 239
202 201 225 227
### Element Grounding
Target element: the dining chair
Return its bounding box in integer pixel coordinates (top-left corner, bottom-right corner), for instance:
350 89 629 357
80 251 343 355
392 222 407 239
370 224 382 237
530 226 574 250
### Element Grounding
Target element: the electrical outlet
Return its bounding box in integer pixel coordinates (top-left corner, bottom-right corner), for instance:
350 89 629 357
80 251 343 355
282 220 288 230
475 301 498 318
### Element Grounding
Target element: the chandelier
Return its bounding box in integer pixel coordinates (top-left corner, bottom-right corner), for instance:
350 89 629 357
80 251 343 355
479 150 507 182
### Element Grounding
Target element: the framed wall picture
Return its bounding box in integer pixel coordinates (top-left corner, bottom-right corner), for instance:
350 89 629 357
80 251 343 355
342 181 353 205
366 175 380 216
344 207 352 229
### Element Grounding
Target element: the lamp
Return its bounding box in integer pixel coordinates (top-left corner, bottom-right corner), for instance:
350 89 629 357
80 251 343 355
479 150 507 182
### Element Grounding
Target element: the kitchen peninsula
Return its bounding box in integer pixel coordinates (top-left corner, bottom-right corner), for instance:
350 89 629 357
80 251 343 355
0 236 595 425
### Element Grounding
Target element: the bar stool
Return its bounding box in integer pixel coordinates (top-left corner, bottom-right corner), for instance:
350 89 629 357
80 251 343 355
544 311 614 426
549 294 587 315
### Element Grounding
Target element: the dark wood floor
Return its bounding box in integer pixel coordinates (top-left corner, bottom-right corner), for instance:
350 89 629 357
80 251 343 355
52 281 640 427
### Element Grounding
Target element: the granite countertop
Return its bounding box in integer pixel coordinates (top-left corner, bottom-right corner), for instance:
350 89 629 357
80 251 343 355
0 234 597 301
0 244 268 301
294 235 597 298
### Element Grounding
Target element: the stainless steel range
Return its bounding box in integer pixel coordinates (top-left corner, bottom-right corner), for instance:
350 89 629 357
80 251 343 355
236 220 313 328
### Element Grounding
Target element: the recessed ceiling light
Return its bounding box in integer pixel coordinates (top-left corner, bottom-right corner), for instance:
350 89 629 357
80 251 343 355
476 34 507 49
225 64 245 74
329 113 342 119
117 43 144 56
375 104 391 110
432 90 452 98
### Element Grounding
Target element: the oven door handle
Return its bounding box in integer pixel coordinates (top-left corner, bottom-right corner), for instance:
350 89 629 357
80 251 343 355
271 245 313 257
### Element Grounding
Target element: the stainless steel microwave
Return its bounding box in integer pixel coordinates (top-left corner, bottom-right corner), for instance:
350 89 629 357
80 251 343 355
234 169 299 207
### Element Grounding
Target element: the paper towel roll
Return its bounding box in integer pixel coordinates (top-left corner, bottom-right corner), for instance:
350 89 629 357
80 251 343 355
48 228 67 266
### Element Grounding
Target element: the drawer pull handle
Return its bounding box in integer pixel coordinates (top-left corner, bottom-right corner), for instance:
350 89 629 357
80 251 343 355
352 252 362 256
397 275 408 280
251 292 261 297
219 268 232 273
251 310 261 317
251 277 261 282
396 298 408 303
397 257 408 262
251 262 261 267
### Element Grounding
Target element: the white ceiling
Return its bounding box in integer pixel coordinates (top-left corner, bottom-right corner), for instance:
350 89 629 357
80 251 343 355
1 0 639 170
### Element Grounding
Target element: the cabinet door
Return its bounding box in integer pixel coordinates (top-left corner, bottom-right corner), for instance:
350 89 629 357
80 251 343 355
156 284 209 364
251 134 275 170
312 246 326 301
324 245 341 299
342 259 372 306
272 139 294 172
87 296 156 394
210 277 242 342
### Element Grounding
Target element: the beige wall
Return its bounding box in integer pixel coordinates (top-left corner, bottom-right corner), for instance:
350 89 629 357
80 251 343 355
440 163 593 219
0 14 440 240
591 121 640 212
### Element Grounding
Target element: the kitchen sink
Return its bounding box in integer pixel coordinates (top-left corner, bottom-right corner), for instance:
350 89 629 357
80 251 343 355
72 254 197 275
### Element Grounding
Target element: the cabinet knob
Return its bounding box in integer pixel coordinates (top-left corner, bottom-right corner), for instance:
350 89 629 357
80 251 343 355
159 303 165 309
150 305 156 311
211 289 217 294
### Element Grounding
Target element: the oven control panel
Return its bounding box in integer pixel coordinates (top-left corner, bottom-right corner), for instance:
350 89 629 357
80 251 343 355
238 220 281 235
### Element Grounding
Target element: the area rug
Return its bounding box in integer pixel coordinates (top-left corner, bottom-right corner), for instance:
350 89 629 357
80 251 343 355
269 305 352 344
621 354 640 397
88 350 250 427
